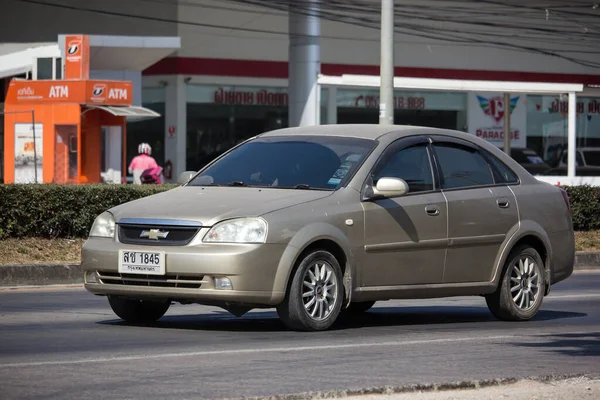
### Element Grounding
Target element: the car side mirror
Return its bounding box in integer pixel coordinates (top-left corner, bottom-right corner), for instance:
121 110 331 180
372 177 409 199
177 171 196 185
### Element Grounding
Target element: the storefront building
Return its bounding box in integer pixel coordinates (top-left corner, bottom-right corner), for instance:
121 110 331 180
141 65 600 184
3 0 600 185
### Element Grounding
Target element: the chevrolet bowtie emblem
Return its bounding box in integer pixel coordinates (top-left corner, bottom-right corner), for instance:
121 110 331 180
140 229 169 240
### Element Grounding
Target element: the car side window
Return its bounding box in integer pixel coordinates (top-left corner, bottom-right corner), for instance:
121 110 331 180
373 144 434 193
483 150 519 184
433 143 495 189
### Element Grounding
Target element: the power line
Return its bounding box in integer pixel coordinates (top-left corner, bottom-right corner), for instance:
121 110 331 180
14 0 600 69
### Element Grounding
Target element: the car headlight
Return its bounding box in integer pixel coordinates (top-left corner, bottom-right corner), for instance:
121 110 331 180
89 211 115 238
203 218 267 243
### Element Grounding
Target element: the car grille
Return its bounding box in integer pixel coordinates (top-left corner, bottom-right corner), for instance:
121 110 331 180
98 271 206 289
117 218 202 246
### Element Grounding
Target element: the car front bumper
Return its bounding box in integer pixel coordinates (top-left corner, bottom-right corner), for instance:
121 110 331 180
81 236 287 306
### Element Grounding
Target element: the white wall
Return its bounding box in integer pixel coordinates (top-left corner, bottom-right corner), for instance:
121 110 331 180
5 0 599 76
174 0 600 76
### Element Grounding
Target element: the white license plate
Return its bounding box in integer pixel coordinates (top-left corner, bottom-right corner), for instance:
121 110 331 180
118 250 165 275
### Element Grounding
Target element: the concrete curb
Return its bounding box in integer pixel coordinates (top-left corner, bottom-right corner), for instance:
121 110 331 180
0 263 82 287
0 252 599 287
220 373 598 400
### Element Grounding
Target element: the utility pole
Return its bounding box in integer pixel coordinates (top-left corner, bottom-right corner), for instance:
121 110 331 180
503 92 511 156
379 0 394 125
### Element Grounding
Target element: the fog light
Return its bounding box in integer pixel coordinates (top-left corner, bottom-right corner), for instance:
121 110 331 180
84 270 98 283
215 277 232 290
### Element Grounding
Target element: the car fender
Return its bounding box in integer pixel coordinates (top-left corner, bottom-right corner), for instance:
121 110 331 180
490 219 553 293
271 222 356 307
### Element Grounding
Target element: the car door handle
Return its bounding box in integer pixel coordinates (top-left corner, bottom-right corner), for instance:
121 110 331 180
497 197 510 208
425 205 440 216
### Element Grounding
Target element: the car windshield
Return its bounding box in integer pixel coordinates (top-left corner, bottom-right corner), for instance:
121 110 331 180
187 135 377 190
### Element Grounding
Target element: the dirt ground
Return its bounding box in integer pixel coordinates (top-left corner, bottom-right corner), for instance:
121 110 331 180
0 238 85 265
0 231 599 265
353 376 600 400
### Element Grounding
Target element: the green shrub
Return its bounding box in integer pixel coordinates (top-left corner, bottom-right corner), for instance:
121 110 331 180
562 185 600 231
0 183 598 239
0 184 177 239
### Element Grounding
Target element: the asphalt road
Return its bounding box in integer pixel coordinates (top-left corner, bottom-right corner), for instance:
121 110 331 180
1 271 599 400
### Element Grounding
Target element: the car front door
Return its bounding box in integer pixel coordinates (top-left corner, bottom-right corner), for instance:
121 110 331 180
430 136 519 284
361 136 448 287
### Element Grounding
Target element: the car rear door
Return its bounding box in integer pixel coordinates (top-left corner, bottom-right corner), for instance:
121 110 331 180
430 136 519 284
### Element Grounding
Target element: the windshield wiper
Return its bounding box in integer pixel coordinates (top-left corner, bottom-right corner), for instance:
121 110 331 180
294 184 311 190
228 181 247 187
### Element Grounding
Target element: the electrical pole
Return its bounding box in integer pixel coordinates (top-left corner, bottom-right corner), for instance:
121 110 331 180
503 92 511 156
379 0 394 125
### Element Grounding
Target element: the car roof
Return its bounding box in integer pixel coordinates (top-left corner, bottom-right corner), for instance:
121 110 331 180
258 124 417 140
259 124 508 146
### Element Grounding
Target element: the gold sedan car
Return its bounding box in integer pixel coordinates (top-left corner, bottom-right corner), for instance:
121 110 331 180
82 125 574 331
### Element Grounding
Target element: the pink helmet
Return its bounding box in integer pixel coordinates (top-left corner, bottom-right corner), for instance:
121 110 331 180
138 142 152 155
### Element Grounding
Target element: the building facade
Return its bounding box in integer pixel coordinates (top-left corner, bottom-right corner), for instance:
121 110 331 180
3 0 600 184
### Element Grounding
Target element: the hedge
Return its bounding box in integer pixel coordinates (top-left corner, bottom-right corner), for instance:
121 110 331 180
0 183 598 239
0 184 178 240
562 185 600 231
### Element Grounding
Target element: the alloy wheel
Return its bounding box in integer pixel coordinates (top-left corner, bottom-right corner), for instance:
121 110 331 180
302 261 338 321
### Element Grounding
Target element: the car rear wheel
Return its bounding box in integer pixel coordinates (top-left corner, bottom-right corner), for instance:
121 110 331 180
108 296 170 323
485 245 546 321
277 250 344 331
344 301 376 314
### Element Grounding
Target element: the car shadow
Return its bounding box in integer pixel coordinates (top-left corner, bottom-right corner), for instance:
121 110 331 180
511 332 600 357
96 305 586 333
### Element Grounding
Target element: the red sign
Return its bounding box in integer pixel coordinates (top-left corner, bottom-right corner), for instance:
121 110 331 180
214 88 288 106
64 34 90 80
168 126 176 137
355 95 426 110
551 99 599 114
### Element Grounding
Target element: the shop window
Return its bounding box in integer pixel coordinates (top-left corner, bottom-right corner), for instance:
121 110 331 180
55 58 62 80
525 95 600 176
36 58 53 80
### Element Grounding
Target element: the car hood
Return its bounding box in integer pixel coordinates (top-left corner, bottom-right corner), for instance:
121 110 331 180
110 186 333 227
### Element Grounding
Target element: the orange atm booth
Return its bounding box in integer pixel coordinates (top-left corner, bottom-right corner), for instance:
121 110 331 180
3 34 158 184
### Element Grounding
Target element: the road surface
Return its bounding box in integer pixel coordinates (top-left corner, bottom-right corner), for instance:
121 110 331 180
1 271 599 399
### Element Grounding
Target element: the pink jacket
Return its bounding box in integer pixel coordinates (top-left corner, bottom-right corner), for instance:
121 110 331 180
129 154 158 172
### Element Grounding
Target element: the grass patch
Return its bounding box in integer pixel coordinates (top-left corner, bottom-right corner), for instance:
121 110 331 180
575 231 600 252
0 238 85 265
1 232 599 265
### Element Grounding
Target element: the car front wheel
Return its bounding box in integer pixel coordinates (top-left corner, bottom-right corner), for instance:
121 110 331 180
485 245 546 321
108 296 170 323
277 250 344 331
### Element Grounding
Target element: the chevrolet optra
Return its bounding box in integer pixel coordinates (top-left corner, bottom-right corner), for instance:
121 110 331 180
82 125 575 331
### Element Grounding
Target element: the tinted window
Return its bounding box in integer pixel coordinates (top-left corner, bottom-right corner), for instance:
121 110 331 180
434 143 494 189
583 150 600 167
373 144 433 192
188 135 376 190
484 150 519 184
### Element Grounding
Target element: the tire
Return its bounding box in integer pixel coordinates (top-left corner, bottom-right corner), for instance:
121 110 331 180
344 301 376 314
485 245 546 321
276 250 344 331
108 296 170 323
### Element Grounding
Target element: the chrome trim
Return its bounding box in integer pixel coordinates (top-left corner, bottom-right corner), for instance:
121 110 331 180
117 218 203 227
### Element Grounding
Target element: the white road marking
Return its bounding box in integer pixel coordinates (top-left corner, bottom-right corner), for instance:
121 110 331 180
0 335 516 368
546 294 600 300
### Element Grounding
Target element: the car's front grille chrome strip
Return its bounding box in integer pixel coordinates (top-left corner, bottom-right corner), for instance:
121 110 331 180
97 271 207 289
